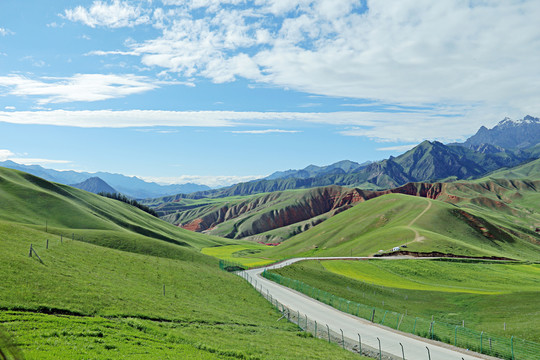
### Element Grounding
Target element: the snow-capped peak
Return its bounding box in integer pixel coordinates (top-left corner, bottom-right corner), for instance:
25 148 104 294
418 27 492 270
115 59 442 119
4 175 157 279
496 115 539 128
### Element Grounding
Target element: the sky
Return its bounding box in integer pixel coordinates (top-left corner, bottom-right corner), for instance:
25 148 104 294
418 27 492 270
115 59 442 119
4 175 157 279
1 0 539 187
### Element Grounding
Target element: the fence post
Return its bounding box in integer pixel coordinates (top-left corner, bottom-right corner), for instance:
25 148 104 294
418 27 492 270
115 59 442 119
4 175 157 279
356 303 360 316
480 331 483 353
400 342 405 360
46 239 49 249
358 334 362 355
340 329 344 349
511 335 514 360
29 244 33 257
371 308 376 322
426 346 431 360
382 310 388 325
297 311 300 328
413 317 417 334
326 324 330 343
377 337 382 360
305 314 308 329
315 321 317 337
455 326 458 346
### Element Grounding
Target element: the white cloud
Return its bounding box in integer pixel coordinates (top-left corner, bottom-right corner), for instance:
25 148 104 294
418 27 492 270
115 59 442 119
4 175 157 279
86 0 540 118
0 107 509 142
4 106 15 110
0 73 158 104
230 129 301 134
0 28 14 36
0 149 71 165
140 174 265 188
64 0 151 28
376 144 417 152
0 149 15 161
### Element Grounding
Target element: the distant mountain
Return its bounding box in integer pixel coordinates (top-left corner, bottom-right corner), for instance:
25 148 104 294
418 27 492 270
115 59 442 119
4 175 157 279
266 160 371 180
0 161 211 199
151 159 540 250
160 140 532 199
70 177 117 195
463 115 540 149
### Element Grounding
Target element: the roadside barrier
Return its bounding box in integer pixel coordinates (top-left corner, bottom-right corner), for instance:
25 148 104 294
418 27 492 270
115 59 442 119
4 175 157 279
238 271 400 360
261 270 540 360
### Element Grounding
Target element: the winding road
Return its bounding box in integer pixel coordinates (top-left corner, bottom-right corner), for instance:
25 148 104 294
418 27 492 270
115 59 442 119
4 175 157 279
241 257 498 360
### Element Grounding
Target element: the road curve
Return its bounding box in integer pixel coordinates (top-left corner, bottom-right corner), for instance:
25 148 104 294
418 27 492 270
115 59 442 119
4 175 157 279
242 257 497 360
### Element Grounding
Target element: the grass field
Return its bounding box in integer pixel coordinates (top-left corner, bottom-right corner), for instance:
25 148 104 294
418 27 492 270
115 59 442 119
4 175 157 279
202 243 276 267
270 259 540 342
0 167 366 359
260 192 540 261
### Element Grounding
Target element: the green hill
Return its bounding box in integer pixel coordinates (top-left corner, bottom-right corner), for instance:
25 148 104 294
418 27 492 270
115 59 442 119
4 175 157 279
0 166 232 259
0 167 362 359
153 186 372 243
261 192 540 261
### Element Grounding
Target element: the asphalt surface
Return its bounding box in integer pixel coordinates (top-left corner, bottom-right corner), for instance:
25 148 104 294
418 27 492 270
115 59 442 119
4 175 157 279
242 257 496 360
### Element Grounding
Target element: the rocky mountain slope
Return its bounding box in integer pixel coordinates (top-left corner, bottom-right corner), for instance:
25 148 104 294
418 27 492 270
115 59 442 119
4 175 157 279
70 176 117 194
155 158 540 244
462 115 540 149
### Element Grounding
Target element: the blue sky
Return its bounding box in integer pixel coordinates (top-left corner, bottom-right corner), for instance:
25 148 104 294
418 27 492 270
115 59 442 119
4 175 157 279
1 0 539 187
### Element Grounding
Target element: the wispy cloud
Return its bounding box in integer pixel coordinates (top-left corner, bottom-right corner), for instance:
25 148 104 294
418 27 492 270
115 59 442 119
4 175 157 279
0 149 71 165
140 174 265 188
0 73 158 104
82 1 540 117
0 28 14 36
0 107 509 143
64 0 151 28
230 129 301 134
376 144 417 152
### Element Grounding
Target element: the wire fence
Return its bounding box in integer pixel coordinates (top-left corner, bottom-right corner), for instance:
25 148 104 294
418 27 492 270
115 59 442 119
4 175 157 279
260 270 540 360
238 271 401 360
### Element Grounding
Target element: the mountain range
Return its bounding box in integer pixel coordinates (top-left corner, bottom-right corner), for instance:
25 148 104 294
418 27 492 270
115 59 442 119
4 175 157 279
159 115 538 199
0 160 210 199
1 115 538 201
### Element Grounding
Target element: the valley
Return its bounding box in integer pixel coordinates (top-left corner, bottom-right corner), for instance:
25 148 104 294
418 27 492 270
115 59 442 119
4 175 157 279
1 117 539 359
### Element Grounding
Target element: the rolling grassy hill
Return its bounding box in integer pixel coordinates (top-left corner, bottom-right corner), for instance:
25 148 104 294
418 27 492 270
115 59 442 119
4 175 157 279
0 166 233 259
152 186 369 243
269 259 540 342
0 167 364 359
260 191 539 261
197 159 540 262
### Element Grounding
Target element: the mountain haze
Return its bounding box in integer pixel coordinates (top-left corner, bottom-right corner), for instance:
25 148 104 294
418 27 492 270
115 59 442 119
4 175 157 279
70 177 117 194
0 160 211 198
463 115 540 149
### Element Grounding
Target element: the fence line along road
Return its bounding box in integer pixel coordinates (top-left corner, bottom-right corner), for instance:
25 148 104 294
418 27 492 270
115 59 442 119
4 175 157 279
240 257 498 360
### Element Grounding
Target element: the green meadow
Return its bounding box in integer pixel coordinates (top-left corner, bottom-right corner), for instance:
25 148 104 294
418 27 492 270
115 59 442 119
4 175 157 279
202 243 275 267
270 259 540 342
0 167 365 359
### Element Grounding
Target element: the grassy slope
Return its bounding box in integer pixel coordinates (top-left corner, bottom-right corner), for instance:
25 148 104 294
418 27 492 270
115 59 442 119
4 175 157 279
261 193 540 261
156 186 349 241
0 167 363 359
0 166 234 258
270 259 540 342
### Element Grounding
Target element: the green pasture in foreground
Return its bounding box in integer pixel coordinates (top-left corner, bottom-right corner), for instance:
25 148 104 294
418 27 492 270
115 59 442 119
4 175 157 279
270 259 540 342
0 221 365 360
0 167 365 359
201 243 276 267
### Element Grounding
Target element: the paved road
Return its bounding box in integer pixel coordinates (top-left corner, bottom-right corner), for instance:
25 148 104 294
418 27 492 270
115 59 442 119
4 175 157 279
242 257 497 360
